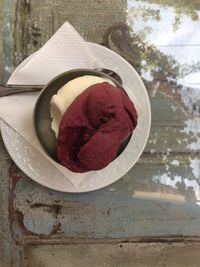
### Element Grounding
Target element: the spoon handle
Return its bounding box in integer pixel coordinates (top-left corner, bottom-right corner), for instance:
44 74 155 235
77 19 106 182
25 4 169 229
0 85 43 97
0 69 122 97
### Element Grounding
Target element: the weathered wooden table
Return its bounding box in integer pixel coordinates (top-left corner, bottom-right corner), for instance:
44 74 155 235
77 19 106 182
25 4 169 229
1 1 200 266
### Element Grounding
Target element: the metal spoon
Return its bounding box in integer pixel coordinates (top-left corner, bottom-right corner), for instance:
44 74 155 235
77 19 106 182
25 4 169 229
0 69 122 97
95 68 122 84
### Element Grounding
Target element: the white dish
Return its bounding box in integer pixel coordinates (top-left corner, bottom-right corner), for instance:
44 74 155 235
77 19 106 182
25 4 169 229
0 43 151 192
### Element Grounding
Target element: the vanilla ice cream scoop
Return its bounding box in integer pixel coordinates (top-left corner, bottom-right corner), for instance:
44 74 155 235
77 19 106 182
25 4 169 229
50 75 116 136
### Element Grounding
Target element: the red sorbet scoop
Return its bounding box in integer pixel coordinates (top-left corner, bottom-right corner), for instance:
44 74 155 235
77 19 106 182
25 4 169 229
57 82 138 172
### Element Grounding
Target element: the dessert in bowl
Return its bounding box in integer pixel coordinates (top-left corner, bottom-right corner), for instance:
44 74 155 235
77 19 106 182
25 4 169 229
34 69 138 173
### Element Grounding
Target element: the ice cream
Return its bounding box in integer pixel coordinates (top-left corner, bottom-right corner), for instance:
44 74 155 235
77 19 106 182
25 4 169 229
50 75 115 136
57 82 138 172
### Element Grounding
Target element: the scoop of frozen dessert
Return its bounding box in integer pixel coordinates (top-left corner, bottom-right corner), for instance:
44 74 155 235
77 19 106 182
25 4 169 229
57 82 138 172
50 75 115 136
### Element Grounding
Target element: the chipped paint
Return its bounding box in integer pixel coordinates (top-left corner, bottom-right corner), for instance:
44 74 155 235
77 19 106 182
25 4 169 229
171 160 180 167
190 157 200 179
153 173 182 189
181 118 200 151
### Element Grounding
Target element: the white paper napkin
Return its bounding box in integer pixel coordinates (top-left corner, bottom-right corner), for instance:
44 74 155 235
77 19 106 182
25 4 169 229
0 22 102 186
8 22 101 85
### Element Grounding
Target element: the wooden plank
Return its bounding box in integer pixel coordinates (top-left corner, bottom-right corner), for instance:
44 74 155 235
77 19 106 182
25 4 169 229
9 152 200 241
1 0 200 265
24 243 200 267
0 0 199 244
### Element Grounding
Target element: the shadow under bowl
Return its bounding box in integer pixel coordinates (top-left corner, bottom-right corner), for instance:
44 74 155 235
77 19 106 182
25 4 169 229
34 68 131 164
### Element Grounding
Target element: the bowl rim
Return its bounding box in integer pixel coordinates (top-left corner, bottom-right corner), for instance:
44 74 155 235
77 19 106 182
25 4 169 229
33 68 128 166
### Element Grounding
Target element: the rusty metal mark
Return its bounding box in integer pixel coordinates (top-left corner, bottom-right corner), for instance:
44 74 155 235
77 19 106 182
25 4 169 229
9 163 22 187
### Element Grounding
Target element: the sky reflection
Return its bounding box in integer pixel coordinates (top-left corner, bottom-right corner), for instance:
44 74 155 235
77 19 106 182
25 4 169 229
127 0 200 86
